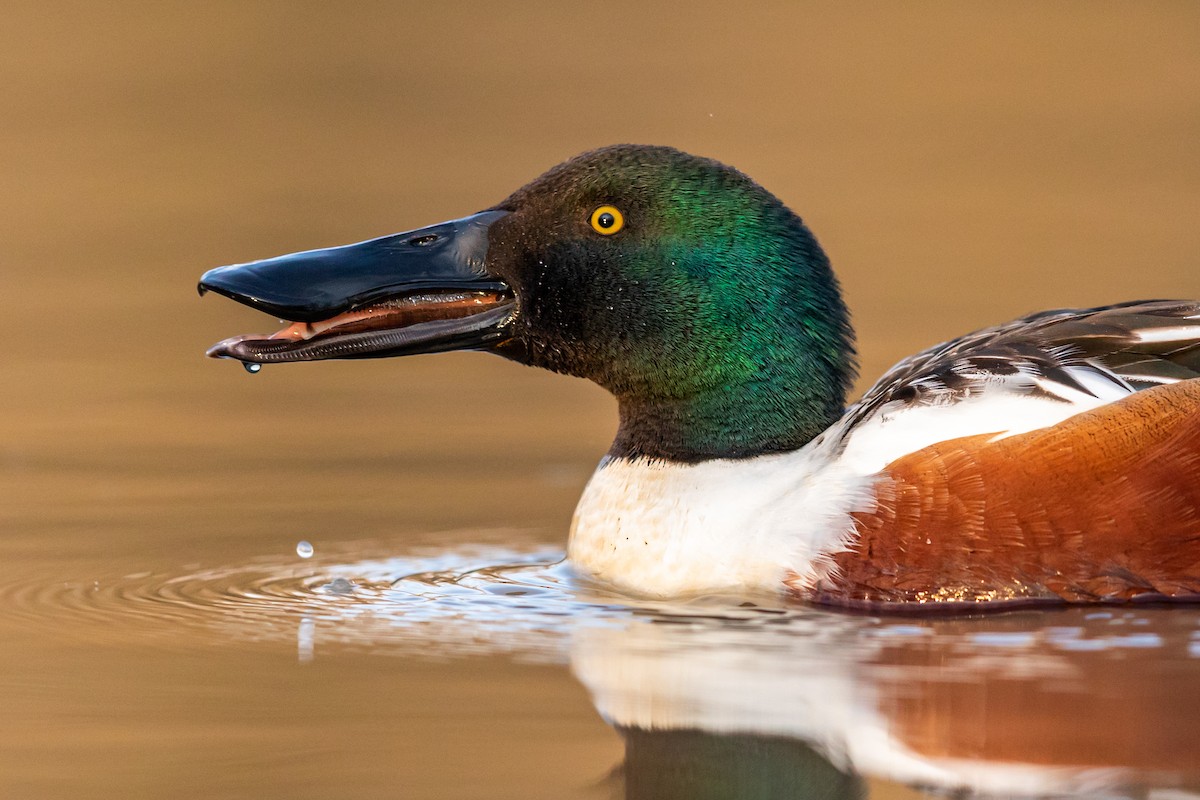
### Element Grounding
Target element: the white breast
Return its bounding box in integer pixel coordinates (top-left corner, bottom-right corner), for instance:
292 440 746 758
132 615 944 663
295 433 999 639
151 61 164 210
567 381 1119 598
567 444 877 597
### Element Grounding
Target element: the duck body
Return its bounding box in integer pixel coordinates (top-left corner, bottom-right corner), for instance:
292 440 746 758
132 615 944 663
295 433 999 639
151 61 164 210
572 304 1200 606
200 144 1200 608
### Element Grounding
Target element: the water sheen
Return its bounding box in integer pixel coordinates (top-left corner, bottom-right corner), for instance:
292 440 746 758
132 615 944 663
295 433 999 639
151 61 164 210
8 540 1200 797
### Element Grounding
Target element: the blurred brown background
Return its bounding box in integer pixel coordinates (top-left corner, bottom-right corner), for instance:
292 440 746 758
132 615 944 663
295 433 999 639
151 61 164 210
0 2 1197 797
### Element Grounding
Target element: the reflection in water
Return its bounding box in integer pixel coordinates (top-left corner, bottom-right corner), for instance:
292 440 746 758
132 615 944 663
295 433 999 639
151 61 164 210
13 542 1200 798
579 606 1200 798
618 728 865 800
297 616 314 663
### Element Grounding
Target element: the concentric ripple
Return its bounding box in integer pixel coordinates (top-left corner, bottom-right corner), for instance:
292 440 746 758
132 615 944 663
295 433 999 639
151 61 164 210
4 535 812 660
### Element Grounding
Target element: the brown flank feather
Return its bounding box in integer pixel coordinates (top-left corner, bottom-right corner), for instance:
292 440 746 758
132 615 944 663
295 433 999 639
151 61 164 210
810 379 1200 608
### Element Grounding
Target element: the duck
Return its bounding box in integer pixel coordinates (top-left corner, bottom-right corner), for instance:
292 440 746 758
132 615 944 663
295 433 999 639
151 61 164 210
199 144 1200 609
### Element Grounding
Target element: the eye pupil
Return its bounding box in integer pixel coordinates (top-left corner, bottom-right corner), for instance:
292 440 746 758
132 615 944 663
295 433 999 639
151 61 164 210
598 212 615 229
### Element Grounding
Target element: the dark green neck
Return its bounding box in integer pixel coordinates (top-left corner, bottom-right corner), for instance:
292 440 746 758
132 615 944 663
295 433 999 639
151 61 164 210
611 350 851 463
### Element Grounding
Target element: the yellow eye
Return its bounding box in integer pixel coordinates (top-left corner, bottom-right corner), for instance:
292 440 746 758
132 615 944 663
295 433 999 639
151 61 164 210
589 205 625 235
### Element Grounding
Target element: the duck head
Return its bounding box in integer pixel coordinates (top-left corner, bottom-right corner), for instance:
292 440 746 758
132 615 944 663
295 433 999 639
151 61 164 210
200 145 856 460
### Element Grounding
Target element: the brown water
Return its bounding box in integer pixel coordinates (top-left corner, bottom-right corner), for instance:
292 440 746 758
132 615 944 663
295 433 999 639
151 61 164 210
3 3 1200 797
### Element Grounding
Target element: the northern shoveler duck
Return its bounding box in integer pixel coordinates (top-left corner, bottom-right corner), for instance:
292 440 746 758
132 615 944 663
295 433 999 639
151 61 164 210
199 145 1200 608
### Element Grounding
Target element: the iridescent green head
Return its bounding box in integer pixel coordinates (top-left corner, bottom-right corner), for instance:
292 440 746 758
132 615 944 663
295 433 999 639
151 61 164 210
201 144 856 462
487 145 856 460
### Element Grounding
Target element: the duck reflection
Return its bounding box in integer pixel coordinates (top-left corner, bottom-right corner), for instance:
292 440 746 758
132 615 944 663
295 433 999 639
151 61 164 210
616 727 864 800
265 552 1200 798
572 606 1200 799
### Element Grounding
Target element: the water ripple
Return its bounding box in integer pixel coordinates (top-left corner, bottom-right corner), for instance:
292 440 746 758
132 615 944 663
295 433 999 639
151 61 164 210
10 538 1200 669
6 539 819 659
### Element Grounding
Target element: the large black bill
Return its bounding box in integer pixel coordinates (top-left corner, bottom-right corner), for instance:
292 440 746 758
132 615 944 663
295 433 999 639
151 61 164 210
198 210 510 322
199 209 518 365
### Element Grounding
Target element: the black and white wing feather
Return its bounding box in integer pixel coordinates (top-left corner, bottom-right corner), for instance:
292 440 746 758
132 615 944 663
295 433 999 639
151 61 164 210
833 300 1200 461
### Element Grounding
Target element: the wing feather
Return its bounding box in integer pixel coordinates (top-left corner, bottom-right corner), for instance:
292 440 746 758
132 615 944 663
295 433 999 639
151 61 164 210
821 300 1200 473
844 300 1200 433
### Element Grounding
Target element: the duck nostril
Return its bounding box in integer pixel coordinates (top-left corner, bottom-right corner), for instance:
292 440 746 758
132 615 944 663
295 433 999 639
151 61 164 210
408 234 439 247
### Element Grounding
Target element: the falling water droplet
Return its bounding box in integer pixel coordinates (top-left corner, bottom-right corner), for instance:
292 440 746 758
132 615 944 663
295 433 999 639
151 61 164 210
243 362 262 374
296 540 314 559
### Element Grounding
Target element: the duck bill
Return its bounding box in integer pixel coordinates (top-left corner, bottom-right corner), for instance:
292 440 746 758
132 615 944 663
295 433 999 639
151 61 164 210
198 210 515 364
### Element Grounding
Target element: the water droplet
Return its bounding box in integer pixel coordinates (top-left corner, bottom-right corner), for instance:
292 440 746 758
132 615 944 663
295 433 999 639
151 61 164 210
324 577 354 594
296 540 314 559
243 362 262 374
